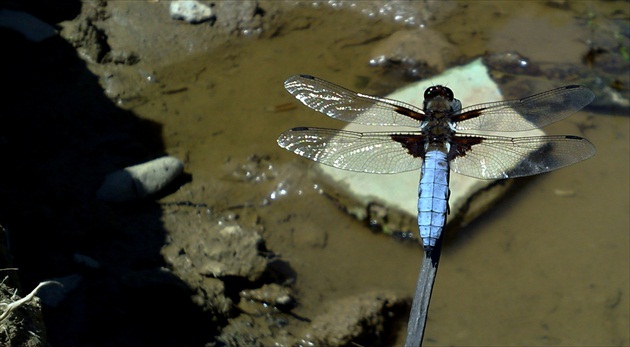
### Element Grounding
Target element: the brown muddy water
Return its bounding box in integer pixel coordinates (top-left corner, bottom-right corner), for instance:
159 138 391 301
123 2 629 346
1 1 627 346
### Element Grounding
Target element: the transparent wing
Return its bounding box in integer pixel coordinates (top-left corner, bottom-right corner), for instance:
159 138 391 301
277 127 423 173
284 74 425 127
450 134 596 179
454 85 595 131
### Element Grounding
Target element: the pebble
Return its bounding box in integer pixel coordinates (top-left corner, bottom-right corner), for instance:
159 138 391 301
170 0 214 24
96 156 184 202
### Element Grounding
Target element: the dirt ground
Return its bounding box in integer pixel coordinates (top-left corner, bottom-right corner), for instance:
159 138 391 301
1 1 628 347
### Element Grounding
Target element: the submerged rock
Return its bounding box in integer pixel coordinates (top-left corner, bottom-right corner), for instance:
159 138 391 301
369 29 458 79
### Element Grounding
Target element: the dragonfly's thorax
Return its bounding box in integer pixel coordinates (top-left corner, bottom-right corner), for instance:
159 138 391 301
421 118 453 137
421 113 456 143
421 86 461 144
424 100 453 113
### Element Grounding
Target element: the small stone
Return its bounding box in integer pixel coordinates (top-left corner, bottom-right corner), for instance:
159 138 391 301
96 156 184 202
170 0 214 24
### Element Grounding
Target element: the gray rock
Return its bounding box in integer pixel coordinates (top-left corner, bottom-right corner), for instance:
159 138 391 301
0 9 57 42
96 156 184 202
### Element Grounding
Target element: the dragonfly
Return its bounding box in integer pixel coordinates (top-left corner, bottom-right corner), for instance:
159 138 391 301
277 74 595 346
277 74 596 251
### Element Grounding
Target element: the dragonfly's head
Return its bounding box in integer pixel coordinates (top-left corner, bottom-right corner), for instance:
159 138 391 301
423 85 462 114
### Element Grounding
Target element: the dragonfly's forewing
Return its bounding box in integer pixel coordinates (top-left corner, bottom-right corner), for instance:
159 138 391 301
449 134 596 179
277 127 423 174
284 75 425 127
454 85 595 132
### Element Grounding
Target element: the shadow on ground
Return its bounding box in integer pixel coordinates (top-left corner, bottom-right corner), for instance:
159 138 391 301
0 5 217 346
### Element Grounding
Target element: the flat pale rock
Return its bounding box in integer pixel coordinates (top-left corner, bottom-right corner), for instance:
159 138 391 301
316 58 544 236
96 156 183 202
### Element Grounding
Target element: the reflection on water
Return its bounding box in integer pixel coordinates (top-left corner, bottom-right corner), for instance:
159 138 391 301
132 1 628 345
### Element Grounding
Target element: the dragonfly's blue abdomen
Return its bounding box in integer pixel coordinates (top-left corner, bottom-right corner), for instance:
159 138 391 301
418 149 450 250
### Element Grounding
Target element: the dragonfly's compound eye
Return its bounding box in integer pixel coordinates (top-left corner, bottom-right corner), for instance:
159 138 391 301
424 85 454 101
442 87 454 101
